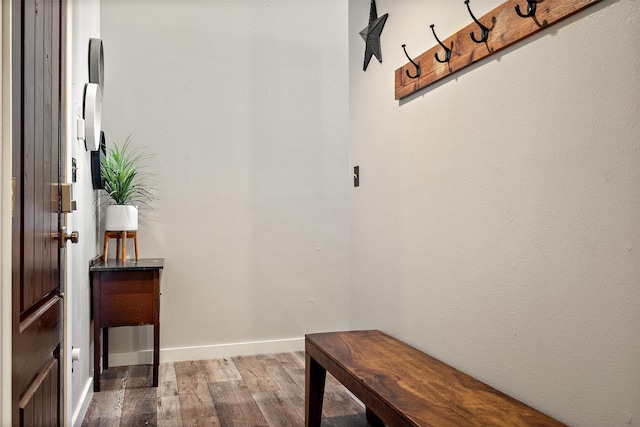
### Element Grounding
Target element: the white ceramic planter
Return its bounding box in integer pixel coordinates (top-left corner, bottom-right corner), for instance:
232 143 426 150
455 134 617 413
105 205 138 231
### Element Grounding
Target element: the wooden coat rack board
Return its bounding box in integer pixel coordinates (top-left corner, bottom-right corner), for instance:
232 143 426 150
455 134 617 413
395 0 601 100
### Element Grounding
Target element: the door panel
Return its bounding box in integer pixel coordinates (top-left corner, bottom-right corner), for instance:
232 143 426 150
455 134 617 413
19 356 60 426
13 297 62 400
12 0 65 425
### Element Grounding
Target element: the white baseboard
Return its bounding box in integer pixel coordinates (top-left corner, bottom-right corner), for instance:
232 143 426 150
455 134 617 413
72 377 94 427
106 336 305 367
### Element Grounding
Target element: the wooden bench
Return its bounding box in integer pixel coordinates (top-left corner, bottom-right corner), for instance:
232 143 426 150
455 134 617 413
305 330 566 427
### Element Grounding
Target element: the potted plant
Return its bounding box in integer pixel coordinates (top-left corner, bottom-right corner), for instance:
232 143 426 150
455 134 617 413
100 134 156 231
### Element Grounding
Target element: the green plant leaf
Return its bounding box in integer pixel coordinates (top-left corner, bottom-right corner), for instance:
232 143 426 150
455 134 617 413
100 134 157 207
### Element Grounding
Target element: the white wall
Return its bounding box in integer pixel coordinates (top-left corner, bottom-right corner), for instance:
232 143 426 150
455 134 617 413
66 1 101 425
100 0 350 361
349 1 640 426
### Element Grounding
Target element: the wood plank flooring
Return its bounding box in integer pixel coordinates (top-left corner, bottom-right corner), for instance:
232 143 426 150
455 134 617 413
82 352 368 426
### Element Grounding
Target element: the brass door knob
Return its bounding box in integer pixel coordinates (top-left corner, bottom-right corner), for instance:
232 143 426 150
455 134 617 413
57 229 79 248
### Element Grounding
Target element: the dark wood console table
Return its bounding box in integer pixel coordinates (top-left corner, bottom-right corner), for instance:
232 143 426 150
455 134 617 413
90 258 163 392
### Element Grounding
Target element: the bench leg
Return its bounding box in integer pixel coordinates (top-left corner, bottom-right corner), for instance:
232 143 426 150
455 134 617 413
366 407 385 427
305 352 326 427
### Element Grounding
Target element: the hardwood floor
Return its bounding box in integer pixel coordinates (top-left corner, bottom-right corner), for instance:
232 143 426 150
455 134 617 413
82 352 368 426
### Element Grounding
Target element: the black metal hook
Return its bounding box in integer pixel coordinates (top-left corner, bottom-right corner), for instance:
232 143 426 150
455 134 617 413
401 44 421 79
430 24 451 64
515 0 537 18
465 0 489 44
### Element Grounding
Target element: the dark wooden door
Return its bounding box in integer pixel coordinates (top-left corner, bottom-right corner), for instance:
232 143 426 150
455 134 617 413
12 0 66 425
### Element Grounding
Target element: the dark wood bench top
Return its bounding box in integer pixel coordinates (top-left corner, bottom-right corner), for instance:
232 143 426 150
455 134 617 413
305 330 566 427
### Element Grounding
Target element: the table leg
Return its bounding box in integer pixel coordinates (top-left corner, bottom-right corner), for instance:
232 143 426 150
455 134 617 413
103 327 109 370
93 276 101 392
94 323 101 392
305 352 326 427
153 324 159 387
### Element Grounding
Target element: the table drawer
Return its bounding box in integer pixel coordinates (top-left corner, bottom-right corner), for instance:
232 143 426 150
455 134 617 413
97 271 157 326
100 293 155 326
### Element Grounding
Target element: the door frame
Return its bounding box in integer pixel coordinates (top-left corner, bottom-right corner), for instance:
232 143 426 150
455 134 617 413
1 0 14 425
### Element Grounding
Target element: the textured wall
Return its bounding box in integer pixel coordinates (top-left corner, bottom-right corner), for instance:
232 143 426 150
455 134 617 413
349 1 640 425
100 1 350 360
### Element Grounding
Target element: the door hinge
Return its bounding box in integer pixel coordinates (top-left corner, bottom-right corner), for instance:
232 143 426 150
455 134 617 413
11 177 16 218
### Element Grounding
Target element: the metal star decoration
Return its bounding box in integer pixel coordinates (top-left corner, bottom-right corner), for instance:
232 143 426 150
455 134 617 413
360 0 388 71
